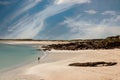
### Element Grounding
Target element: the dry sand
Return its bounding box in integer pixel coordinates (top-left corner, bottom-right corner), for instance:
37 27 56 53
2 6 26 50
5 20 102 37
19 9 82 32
1 49 120 80
0 40 69 45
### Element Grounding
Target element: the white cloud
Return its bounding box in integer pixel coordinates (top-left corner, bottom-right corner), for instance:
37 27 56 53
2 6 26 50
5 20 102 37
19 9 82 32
60 15 120 39
102 11 116 16
11 0 42 20
34 0 42 3
0 1 11 5
102 15 120 25
1 0 42 31
54 0 91 5
4 0 91 39
85 9 97 14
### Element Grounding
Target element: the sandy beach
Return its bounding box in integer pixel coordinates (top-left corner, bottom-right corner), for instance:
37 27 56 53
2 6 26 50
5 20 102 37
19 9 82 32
0 0 120 79
0 40 70 45
0 49 120 80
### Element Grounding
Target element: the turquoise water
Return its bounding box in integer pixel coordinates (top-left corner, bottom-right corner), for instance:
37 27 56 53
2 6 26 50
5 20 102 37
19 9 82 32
0 44 40 71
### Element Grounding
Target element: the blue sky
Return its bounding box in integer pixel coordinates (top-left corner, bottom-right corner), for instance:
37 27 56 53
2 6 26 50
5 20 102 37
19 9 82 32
0 0 120 40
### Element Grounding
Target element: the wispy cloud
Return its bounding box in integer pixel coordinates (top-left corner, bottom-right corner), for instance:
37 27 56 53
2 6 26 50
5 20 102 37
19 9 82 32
85 9 97 14
60 14 120 39
4 0 91 39
54 0 91 4
1 0 43 32
102 11 116 16
0 1 12 5
10 0 42 20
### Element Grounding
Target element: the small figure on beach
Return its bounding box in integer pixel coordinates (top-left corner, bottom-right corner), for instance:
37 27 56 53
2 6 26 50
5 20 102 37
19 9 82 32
38 57 41 63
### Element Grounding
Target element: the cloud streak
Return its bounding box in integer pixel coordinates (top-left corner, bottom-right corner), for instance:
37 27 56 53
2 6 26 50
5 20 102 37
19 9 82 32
102 11 116 16
10 0 42 21
60 14 120 39
85 9 97 14
0 1 11 5
4 0 91 39
0 0 42 33
54 0 91 4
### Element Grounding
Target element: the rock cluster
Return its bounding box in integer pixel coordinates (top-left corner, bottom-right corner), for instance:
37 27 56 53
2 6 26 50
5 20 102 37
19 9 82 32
69 62 117 67
42 35 120 50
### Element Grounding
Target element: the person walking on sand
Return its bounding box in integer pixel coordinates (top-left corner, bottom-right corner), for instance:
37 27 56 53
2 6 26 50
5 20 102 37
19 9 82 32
38 57 40 63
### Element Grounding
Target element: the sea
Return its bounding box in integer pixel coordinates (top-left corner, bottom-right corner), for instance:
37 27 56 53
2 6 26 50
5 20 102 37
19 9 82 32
0 43 41 72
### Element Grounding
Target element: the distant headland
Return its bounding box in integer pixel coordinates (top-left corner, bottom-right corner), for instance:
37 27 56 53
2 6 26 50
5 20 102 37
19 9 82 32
42 35 120 50
0 35 120 50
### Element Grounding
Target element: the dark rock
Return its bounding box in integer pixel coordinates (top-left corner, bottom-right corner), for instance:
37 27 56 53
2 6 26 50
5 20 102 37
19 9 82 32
69 62 117 67
42 35 120 50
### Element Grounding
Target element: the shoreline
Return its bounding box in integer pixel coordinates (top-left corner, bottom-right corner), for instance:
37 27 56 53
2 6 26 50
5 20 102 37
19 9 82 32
0 40 69 73
0 41 120 80
0 49 120 80
0 43 42 73
0 40 70 45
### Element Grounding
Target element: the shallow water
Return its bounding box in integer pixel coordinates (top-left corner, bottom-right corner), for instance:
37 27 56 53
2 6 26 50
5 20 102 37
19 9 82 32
0 44 41 71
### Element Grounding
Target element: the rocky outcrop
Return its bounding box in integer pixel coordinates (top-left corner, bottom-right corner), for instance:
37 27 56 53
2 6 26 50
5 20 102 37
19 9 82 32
42 35 120 50
69 62 117 67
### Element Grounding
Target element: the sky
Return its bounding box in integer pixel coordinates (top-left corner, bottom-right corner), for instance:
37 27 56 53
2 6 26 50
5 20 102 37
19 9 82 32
0 0 120 40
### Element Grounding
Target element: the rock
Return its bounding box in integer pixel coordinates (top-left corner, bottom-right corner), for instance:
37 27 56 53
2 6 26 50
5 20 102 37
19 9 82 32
68 62 117 67
42 35 120 50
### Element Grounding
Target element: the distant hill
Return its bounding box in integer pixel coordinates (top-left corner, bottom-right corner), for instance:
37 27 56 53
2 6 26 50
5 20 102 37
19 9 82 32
0 39 34 41
0 39 69 41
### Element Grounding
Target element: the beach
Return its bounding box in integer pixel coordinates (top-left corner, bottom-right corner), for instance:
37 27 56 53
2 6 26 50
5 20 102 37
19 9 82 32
0 48 120 80
0 0 120 79
0 40 70 45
